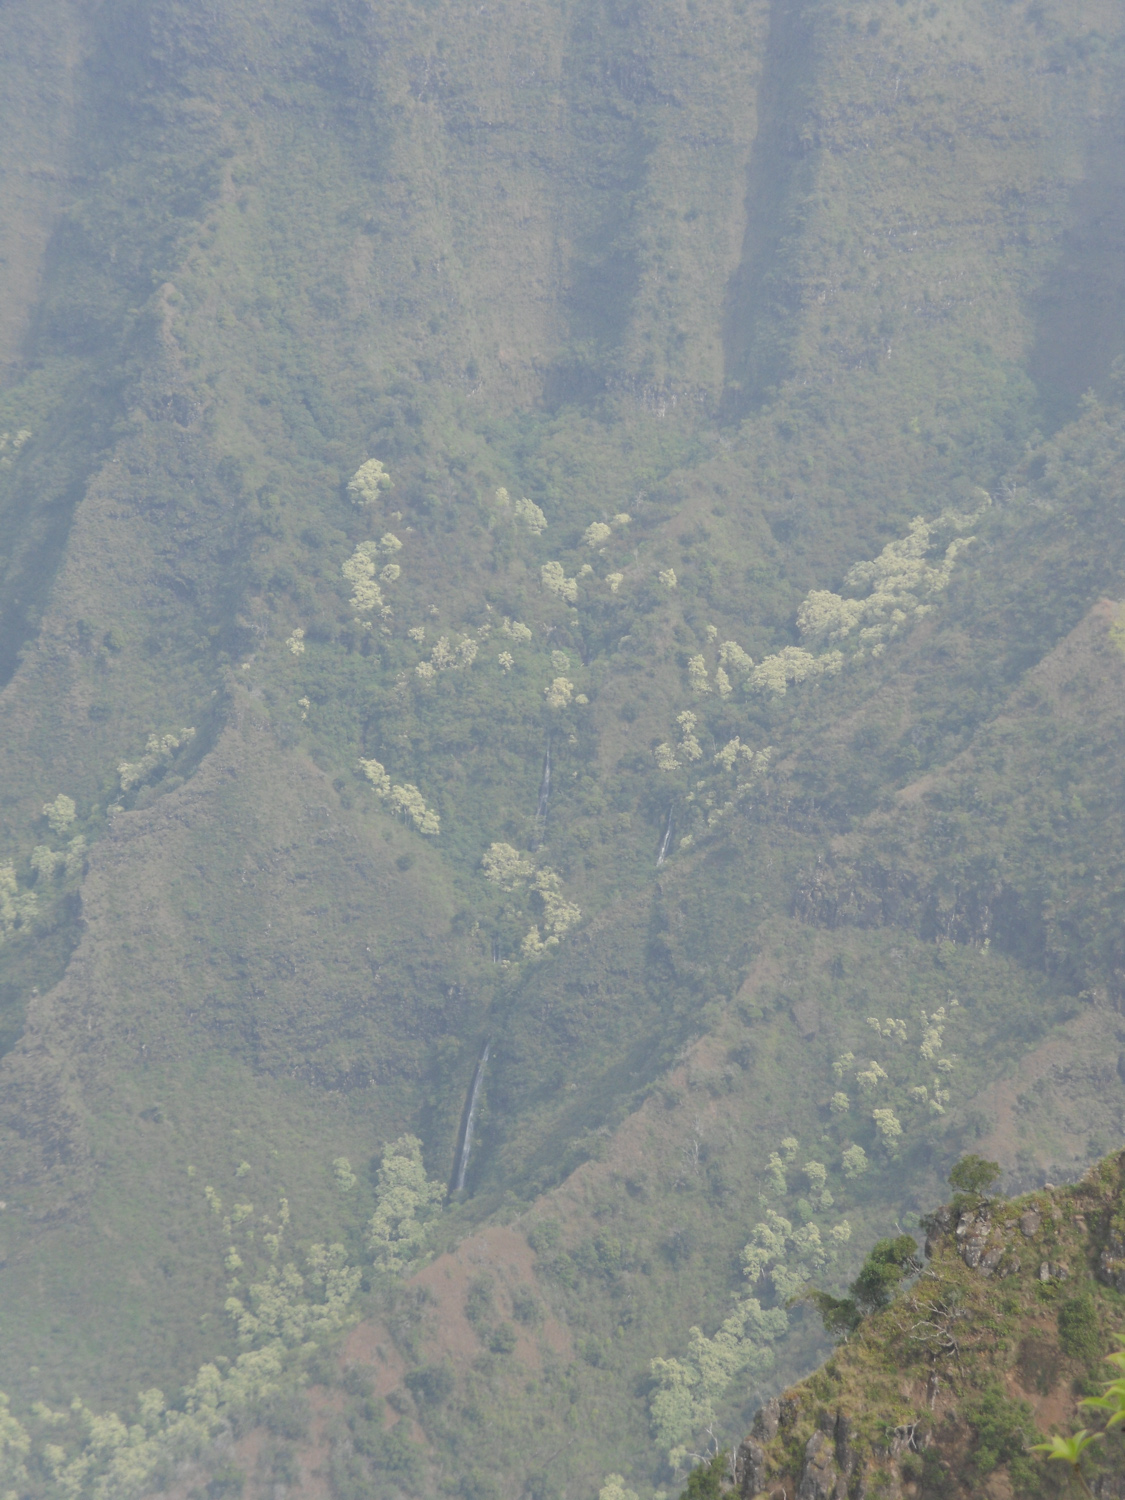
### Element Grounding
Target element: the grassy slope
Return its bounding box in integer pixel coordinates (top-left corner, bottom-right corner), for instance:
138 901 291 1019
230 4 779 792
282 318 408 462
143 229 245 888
738 1151 1125 1500
0 0 1121 1492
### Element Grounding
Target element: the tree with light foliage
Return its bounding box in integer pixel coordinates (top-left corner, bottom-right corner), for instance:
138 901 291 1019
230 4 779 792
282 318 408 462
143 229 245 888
388 782 440 835
649 1289 787 1462
226 1242 360 1345
687 655 710 694
541 561 578 601
842 1144 868 1178
42 794 76 835
522 868 581 955
750 646 843 696
0 866 36 941
367 1135 445 1274
867 1015 908 1041
31 838 85 882
342 545 385 614
855 1059 888 1092
676 710 703 760
3 1180 362 1500
599 1476 639 1500
488 487 549 534
357 760 438 832
872 1108 903 1151
765 1152 787 1195
545 676 574 709
357 757 391 795
347 458 393 505
718 639 753 677
481 844 580 956
500 617 533 642
794 501 987 660
481 842 534 889
118 728 195 792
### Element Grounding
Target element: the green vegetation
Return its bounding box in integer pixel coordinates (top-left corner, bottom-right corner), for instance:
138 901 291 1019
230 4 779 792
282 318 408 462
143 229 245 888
729 1154 1125 1500
0 0 1122 1496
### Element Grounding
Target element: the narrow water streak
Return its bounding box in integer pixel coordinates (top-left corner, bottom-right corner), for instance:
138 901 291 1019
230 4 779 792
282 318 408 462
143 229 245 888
453 1040 491 1192
656 806 674 867
537 743 551 819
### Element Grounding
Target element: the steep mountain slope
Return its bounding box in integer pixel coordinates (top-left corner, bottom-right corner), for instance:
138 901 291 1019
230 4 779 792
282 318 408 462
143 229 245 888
730 1153 1125 1500
0 0 1123 1495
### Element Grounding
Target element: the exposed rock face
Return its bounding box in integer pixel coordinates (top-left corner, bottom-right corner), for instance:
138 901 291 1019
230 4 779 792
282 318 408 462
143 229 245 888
740 1407 857 1498
797 1429 839 1500
753 1398 781 1442
1098 1231 1125 1292
1019 1209 1042 1237
735 1439 767 1498
923 1205 952 1259
1039 1260 1071 1281
979 1243 1005 1274
739 1399 781 1494
956 1208 991 1268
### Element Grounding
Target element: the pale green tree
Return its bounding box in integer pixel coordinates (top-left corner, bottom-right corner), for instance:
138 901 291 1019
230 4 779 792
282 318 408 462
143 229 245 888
599 1477 638 1500
481 843 534 889
541 561 578 602
514 495 547 533
42 794 76 834
842 1144 868 1178
367 1135 445 1273
333 1157 357 1193
872 1108 903 1151
347 458 393 505
0 867 35 939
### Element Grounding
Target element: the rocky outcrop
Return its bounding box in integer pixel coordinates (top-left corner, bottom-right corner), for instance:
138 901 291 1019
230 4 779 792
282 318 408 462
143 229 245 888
1098 1230 1125 1292
741 1408 858 1499
738 1399 781 1496
735 1439 768 1498
732 1159 1125 1500
754 1398 780 1442
955 1207 991 1268
797 1428 839 1500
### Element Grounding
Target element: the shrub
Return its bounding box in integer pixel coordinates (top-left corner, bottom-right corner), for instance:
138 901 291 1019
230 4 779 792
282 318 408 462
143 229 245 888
678 1451 727 1500
1058 1292 1101 1367
404 1364 455 1406
489 1322 518 1354
850 1235 918 1312
511 1288 541 1325
961 1383 1037 1485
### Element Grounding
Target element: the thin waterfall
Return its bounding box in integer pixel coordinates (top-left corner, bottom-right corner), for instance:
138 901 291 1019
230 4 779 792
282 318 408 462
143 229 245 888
536 742 551 820
453 1040 491 1192
656 806 674 866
